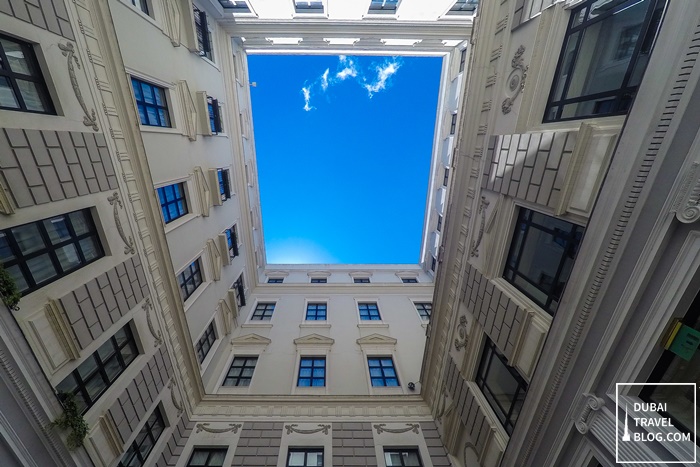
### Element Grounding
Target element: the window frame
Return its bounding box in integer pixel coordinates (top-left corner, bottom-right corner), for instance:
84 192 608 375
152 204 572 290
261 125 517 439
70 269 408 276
446 0 478 15
157 182 188 224
294 0 324 14
222 356 257 387
178 259 204 302
358 302 381 321
225 225 239 258
129 0 150 15
384 448 423 466
193 4 214 61
0 33 55 114
131 77 171 127
443 167 449 187
56 324 139 415
117 406 166 467
305 302 327 321
208 97 223 134
195 321 217 364
459 48 467 72
268 277 284 284
401 277 418 284
367 356 400 387
310 277 327 284
543 0 667 122
476 337 528 435
186 447 228 467
1 208 104 295
414 302 432 321
368 0 399 13
437 215 443 232
297 356 326 387
354 277 370 284
251 302 275 320
286 448 324 467
233 274 246 307
217 168 231 202
449 113 457 135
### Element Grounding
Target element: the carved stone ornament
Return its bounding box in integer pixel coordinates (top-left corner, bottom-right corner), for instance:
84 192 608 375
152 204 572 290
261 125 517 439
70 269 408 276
454 315 469 351
285 424 331 435
58 42 99 131
673 162 700 223
168 379 184 416
470 196 490 257
142 298 162 347
574 394 605 434
107 192 136 254
196 423 242 434
502 45 528 114
373 423 420 434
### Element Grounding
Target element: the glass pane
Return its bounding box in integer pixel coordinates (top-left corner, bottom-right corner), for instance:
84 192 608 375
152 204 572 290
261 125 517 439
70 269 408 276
138 105 148 125
1 232 15 260
142 84 154 104
371 378 385 386
77 356 99 380
0 38 31 74
97 340 117 361
69 211 90 235
404 451 421 466
44 216 71 244
299 368 312 378
114 328 128 346
0 76 19 108
369 368 382 377
121 344 137 365
11 223 44 255
552 32 580 102
84 373 107 400
307 452 323 466
484 357 519 417
154 87 165 106
146 106 159 125
6 264 28 292
103 356 122 382
56 243 81 270
26 254 57 284
79 237 100 261
158 109 170 127
16 79 46 112
209 450 226 465
385 452 401 466
131 79 142 101
288 452 305 466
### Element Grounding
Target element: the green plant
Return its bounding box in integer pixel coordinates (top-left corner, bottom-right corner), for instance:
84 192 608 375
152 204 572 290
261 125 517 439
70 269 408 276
0 263 20 310
51 393 89 450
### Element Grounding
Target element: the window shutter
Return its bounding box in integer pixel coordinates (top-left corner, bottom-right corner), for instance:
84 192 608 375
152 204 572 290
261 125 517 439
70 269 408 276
212 99 222 133
199 10 210 54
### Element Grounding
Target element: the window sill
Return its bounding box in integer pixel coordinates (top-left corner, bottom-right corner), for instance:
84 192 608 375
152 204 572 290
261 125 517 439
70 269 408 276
140 125 180 135
241 322 273 329
300 322 331 329
199 56 220 71
217 386 251 395
293 386 328 396
357 322 389 329
118 0 162 31
164 213 198 234
370 386 404 395
183 281 211 312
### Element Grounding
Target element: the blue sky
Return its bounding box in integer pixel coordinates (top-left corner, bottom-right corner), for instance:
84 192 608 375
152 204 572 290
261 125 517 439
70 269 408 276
248 54 442 264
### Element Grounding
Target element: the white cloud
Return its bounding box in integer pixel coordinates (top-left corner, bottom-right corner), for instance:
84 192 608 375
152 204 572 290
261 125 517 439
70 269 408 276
336 60 357 80
364 61 400 97
302 86 312 111
339 55 347 62
321 68 329 91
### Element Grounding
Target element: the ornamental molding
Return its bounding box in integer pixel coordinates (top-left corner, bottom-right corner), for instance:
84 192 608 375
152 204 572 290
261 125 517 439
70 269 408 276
231 333 272 346
502 45 528 114
285 424 331 435
195 423 242 434
356 333 397 347
168 380 184 416
0 177 15 215
45 299 80 359
672 161 700 223
574 393 605 434
58 42 98 131
107 192 135 254
454 315 469 351
142 298 162 347
470 196 490 257
294 334 335 346
373 423 420 434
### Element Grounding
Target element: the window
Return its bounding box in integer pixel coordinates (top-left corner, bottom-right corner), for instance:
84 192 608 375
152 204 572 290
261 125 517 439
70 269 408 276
208 97 223 133
358 302 381 321
447 0 478 15
130 0 149 15
368 0 399 13
450 113 457 135
251 302 275 320
310 278 327 283
56 325 138 414
225 225 239 257
368 357 399 386
186 448 227 467
223 356 257 386
305 302 327 320
1 209 103 295
385 449 422 466
476 337 528 435
287 448 324 467
233 274 245 307
443 168 449 187
117 407 165 467
402 278 418 284
294 0 324 13
131 77 171 127
431 256 436 272
193 5 213 61
217 168 231 201
157 183 188 223
178 259 203 302
459 48 467 72
437 215 443 232
0 34 54 114
354 277 370 284
503 208 584 315
217 0 251 12
415 302 432 321
297 357 325 387
268 278 284 283
545 0 666 122
196 321 216 363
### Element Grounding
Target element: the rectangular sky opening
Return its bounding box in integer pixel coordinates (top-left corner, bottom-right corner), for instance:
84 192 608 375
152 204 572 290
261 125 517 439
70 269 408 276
248 54 442 264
